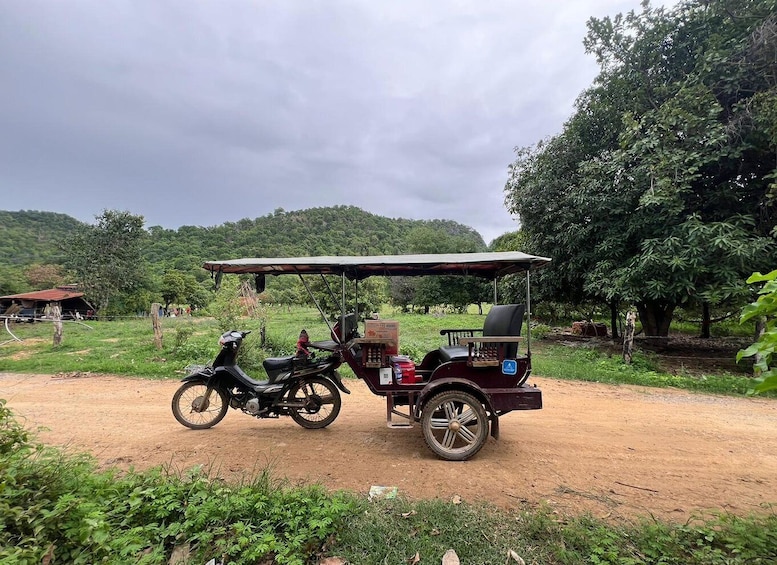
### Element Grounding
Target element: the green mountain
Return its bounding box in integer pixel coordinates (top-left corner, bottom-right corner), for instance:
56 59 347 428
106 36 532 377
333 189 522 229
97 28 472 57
0 210 85 266
1 206 487 274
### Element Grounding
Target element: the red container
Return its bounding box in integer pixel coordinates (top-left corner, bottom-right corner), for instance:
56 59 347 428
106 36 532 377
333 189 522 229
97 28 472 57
391 355 417 384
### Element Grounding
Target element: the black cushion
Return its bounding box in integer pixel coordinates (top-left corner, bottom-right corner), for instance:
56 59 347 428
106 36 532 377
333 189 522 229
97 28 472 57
483 304 524 359
263 355 295 372
438 304 525 362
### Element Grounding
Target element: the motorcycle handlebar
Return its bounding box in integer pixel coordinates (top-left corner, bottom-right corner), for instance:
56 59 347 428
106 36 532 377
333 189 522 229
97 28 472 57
219 330 252 345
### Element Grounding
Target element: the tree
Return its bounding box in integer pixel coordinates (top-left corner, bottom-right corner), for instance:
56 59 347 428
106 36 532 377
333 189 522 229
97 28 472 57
0 265 29 295
505 0 777 336
183 274 211 311
63 210 149 315
300 275 386 323
395 226 488 313
388 277 416 312
24 264 66 290
161 271 187 311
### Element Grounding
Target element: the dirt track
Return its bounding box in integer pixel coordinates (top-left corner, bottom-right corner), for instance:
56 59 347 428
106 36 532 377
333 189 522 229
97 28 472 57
1 372 775 521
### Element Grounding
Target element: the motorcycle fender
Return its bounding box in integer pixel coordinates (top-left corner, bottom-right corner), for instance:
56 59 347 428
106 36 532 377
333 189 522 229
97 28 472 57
414 378 495 418
181 372 211 383
328 370 351 394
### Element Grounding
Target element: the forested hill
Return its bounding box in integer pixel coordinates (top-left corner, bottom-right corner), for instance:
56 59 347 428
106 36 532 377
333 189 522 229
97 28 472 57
1 206 487 272
0 211 84 266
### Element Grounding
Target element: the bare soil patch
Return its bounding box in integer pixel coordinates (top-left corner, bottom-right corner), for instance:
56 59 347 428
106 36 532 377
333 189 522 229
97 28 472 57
1 372 775 522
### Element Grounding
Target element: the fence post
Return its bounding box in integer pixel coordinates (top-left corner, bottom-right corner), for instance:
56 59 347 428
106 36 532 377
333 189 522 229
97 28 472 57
623 310 636 364
151 303 163 350
52 301 63 346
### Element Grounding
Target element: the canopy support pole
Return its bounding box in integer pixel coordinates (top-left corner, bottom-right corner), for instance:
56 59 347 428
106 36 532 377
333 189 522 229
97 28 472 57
319 274 339 309
341 274 347 342
298 274 337 343
525 271 532 357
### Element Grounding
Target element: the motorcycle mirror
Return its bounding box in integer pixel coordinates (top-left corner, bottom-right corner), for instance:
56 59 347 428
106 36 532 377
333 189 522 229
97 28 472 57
255 274 266 293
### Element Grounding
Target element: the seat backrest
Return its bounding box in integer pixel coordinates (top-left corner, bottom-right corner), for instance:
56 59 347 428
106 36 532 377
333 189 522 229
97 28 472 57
332 312 359 342
483 304 525 358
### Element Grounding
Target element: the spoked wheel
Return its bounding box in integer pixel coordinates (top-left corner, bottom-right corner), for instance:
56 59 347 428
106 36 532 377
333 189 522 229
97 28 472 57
288 376 342 429
172 381 229 429
421 390 489 461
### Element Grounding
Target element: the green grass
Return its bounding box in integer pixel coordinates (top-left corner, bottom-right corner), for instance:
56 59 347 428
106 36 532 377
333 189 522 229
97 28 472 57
0 306 766 396
530 343 770 396
338 497 777 565
0 317 217 377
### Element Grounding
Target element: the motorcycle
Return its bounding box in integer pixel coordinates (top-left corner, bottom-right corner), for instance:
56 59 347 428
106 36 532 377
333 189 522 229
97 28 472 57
171 329 350 430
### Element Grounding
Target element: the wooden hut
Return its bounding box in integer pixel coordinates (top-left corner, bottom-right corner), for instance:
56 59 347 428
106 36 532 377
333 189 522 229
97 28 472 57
0 286 94 321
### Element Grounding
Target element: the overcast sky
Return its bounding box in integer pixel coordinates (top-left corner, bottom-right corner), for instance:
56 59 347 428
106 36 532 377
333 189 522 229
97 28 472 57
1 0 671 245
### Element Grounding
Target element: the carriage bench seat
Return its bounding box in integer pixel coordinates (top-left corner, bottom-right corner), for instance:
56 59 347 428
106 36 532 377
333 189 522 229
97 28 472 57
439 304 525 365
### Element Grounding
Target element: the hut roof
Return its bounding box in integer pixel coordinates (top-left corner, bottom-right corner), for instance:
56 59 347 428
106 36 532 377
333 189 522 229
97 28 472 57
1 288 85 301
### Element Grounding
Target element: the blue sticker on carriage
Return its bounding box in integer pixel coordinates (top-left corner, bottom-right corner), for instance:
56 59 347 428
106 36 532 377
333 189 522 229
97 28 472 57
502 359 517 375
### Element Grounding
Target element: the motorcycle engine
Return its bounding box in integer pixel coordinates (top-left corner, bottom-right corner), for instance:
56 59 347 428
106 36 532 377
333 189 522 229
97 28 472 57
245 397 261 415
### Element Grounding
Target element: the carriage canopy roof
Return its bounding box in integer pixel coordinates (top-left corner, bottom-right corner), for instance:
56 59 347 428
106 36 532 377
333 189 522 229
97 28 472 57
203 251 551 280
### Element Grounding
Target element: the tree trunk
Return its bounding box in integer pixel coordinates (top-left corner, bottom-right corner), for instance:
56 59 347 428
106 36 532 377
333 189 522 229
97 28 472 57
610 300 619 340
151 303 163 350
52 301 63 346
635 300 676 337
700 302 711 339
623 311 636 364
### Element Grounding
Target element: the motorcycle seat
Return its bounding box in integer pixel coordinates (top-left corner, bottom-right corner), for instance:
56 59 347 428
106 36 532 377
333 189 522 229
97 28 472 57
263 355 295 372
308 339 337 351
216 365 268 387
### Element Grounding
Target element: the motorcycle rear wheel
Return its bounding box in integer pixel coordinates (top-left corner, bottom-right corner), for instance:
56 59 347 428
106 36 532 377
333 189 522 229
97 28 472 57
172 381 229 429
288 376 342 429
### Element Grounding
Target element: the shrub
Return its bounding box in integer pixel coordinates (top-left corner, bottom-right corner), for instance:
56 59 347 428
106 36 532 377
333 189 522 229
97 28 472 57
530 323 551 340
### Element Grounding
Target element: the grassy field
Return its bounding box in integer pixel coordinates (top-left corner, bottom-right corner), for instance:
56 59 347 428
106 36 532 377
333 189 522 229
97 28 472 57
0 306 763 396
2 308 775 564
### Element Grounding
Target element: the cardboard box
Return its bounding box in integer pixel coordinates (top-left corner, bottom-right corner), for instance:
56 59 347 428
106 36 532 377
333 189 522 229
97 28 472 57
364 320 399 355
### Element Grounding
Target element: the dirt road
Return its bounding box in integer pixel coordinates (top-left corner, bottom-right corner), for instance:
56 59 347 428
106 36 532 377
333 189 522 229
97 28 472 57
1 372 775 521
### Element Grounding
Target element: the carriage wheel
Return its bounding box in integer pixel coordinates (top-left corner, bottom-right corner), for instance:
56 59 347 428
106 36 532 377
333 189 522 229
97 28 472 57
421 390 489 461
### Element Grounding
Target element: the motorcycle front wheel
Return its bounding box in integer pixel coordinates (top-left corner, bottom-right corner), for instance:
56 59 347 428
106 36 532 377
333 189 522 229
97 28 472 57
172 381 229 429
288 376 342 429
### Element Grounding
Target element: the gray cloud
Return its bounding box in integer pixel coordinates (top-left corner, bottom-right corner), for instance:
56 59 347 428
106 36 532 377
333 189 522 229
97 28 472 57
0 0 663 244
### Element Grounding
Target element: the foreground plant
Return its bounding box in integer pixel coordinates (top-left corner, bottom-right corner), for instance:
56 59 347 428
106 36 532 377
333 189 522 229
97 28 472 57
0 399 354 564
737 270 777 394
